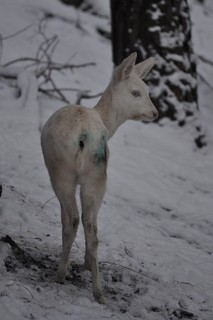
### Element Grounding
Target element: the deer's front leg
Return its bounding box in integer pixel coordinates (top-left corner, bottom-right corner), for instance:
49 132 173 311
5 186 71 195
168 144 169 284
80 169 106 304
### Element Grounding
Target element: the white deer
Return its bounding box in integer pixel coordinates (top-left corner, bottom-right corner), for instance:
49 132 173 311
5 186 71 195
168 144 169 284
41 52 158 304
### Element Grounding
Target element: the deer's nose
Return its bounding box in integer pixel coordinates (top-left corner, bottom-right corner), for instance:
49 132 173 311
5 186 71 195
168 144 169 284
153 110 159 119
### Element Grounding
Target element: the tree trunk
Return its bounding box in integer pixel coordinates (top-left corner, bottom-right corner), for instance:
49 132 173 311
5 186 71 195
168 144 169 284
110 0 206 147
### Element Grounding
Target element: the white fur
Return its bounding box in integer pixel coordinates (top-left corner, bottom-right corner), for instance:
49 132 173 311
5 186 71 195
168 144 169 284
41 52 158 304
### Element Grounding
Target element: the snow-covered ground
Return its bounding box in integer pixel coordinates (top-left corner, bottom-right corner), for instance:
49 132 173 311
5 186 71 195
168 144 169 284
0 0 213 319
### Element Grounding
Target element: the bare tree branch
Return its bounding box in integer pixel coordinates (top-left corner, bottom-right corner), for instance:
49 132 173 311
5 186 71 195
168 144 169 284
2 24 32 40
3 57 39 67
48 76 70 103
39 88 66 102
3 58 95 72
40 87 85 92
0 23 97 104
198 72 213 91
0 34 2 62
76 91 103 104
198 54 213 67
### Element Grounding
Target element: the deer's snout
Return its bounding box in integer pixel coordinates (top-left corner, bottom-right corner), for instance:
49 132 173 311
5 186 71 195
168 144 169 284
153 110 159 119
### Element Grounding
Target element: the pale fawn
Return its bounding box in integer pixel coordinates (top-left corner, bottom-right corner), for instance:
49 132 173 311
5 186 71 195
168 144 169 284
41 52 158 303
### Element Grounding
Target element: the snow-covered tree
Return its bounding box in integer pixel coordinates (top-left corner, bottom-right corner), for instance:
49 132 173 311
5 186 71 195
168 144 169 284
111 0 206 147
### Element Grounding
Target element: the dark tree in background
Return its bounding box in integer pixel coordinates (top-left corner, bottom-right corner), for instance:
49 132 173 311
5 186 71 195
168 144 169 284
111 0 206 147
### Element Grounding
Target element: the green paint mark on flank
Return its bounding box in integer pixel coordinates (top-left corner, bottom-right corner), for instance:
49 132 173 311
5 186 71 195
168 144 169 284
94 133 107 165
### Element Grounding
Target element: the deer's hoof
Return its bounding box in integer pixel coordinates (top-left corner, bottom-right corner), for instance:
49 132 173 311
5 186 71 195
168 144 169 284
94 293 105 304
83 261 91 271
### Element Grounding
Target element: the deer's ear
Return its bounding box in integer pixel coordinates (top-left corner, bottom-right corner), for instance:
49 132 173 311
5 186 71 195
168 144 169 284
134 57 156 79
113 52 137 83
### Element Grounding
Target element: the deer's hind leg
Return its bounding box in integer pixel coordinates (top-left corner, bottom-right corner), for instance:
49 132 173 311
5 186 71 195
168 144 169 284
80 165 107 304
48 167 79 284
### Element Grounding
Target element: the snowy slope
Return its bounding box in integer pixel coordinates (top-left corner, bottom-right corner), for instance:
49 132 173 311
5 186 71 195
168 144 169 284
0 1 213 320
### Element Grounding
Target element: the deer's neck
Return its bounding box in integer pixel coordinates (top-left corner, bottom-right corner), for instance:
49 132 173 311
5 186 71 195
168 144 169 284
94 86 124 140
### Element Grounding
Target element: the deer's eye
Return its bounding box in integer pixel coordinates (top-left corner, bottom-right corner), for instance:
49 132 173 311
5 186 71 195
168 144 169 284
132 90 141 97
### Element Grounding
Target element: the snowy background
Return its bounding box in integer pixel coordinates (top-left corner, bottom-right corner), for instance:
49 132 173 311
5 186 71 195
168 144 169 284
0 0 213 319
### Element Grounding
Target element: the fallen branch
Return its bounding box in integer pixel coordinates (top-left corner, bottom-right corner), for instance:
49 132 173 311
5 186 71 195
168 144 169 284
100 261 159 282
6 283 34 299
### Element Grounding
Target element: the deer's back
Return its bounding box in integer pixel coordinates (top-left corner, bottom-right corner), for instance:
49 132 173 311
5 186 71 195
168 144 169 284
41 105 108 179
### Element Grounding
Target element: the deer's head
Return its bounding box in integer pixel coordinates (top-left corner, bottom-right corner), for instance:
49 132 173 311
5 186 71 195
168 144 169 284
111 52 158 122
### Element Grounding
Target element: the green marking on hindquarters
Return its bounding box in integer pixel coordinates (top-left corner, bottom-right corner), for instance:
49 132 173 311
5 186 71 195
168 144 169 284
78 129 108 165
94 132 108 165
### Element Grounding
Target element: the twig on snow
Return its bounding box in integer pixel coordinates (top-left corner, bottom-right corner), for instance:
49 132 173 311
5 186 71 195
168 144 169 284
40 195 56 209
6 283 34 299
100 261 159 282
